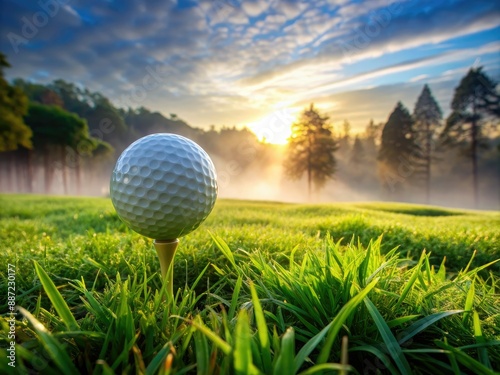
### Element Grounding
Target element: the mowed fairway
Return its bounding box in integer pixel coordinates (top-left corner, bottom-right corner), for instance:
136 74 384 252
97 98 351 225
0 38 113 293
1 195 499 374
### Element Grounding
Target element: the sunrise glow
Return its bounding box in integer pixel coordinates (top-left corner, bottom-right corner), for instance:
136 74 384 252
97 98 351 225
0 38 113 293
247 108 297 145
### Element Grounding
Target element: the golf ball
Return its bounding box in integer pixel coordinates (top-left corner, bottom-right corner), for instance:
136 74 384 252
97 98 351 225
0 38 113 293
110 133 217 240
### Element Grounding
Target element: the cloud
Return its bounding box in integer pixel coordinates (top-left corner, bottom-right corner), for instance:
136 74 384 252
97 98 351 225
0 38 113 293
409 74 429 82
0 0 498 132
296 78 458 132
277 0 309 20
309 42 500 95
242 0 500 87
242 0 271 17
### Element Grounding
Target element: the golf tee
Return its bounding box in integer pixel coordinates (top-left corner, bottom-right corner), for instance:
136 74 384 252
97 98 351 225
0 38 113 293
154 239 179 300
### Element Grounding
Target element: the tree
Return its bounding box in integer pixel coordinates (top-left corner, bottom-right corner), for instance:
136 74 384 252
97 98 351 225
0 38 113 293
413 84 442 203
49 79 89 115
362 119 381 154
284 104 338 198
13 78 64 107
49 81 130 149
0 54 33 192
0 53 32 152
440 67 499 207
378 102 421 196
338 119 351 153
24 103 93 193
83 95 128 148
349 136 365 166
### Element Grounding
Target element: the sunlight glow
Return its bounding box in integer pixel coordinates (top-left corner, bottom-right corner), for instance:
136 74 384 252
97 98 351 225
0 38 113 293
247 108 296 144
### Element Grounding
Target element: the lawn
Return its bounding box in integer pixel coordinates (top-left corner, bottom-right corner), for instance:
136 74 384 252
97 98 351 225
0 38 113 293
0 195 499 374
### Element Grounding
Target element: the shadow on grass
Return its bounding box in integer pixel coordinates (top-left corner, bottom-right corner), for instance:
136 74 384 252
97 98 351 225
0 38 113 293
374 208 464 217
353 203 466 217
314 215 499 274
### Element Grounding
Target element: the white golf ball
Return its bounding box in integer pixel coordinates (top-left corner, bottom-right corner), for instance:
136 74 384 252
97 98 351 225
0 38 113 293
110 133 217 240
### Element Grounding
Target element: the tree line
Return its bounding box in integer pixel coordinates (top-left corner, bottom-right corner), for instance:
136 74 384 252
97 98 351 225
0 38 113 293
0 52 270 195
1 50 498 207
284 68 499 207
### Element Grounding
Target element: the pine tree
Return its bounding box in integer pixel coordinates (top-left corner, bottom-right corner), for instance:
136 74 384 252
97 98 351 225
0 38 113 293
349 136 365 166
413 84 442 203
440 67 499 207
284 104 338 199
338 119 351 154
378 102 421 196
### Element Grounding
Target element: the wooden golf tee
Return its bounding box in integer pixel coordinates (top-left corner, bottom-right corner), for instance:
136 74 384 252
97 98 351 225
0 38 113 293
154 239 179 300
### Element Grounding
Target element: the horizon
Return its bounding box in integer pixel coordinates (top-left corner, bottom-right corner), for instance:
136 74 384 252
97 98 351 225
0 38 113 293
1 0 499 138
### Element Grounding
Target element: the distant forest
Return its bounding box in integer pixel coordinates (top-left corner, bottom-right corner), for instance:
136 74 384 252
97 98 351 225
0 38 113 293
1 53 499 208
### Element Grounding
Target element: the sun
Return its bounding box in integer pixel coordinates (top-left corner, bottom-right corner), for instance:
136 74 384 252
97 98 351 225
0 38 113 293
247 108 296 145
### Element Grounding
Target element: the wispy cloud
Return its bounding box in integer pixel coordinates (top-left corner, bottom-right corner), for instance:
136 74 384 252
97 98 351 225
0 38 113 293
0 0 498 129
410 74 429 83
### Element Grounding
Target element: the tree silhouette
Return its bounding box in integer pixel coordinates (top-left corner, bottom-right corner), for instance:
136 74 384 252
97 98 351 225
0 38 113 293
349 136 365 166
378 102 421 196
413 84 442 203
440 67 499 207
338 119 351 154
284 104 338 198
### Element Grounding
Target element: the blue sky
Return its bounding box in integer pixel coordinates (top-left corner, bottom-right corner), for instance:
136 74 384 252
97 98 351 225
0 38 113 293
1 0 499 136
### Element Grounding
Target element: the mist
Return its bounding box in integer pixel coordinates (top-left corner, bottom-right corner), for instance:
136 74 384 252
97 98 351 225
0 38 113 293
1 76 498 210
214 144 500 210
3 131 497 212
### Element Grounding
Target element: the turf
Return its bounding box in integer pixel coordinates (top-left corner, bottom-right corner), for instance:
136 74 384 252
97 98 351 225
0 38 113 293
0 195 499 374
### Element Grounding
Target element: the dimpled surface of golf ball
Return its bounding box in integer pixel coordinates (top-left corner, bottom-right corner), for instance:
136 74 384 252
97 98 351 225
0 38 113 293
110 133 217 240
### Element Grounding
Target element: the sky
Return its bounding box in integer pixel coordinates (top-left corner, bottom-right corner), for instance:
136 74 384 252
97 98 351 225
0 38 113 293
1 0 499 141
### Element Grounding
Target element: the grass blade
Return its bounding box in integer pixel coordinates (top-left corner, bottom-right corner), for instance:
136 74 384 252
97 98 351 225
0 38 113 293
194 329 210 375
316 278 378 364
190 316 232 355
229 275 243 321
211 233 237 270
398 310 464 345
33 260 80 331
274 327 295 375
18 306 80 374
250 281 272 372
394 251 426 310
294 321 333 372
145 342 171 375
364 297 412 374
234 309 254 375
358 240 372 286
436 340 496 375
463 278 475 324
473 311 492 369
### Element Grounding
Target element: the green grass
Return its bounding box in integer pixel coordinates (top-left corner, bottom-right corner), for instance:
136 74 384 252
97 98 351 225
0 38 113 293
0 195 499 374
